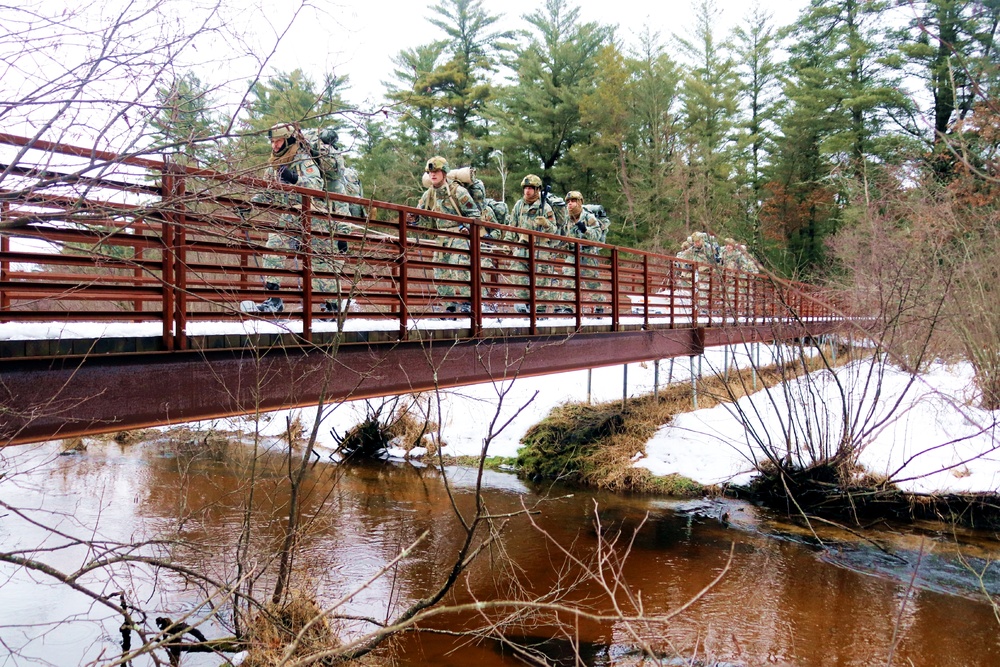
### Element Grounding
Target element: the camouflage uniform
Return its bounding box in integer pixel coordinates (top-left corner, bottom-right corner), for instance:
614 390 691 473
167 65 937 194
508 193 559 308
676 231 719 266
564 201 605 310
416 172 479 310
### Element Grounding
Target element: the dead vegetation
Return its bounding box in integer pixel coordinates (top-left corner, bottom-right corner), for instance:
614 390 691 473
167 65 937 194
335 397 437 460
239 590 339 667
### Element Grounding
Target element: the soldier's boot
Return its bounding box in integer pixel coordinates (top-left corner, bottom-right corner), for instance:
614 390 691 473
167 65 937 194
257 297 284 313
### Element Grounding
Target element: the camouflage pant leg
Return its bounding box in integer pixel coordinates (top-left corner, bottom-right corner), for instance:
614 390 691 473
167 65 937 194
504 247 530 302
433 235 470 303
581 253 606 305
535 247 561 303
309 236 345 297
263 225 301 285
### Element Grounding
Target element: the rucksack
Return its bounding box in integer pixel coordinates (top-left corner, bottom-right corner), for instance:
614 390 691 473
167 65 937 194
484 198 507 225
301 127 366 217
546 195 568 236
583 203 610 242
300 127 345 194
342 166 366 218
466 178 487 208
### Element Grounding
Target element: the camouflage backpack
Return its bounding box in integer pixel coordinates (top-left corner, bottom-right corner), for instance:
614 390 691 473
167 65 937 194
484 198 508 225
466 177 488 209
583 204 610 243
546 194 568 236
300 127 345 195
342 166 366 217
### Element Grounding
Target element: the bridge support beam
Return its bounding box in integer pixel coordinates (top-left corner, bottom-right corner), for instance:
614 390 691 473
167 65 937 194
2 322 841 446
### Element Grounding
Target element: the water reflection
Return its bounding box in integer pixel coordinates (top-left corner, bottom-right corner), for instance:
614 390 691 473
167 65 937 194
2 439 999 666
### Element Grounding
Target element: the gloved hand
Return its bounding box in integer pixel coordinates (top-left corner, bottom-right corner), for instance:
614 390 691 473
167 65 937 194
278 166 298 185
576 220 587 234
337 239 348 254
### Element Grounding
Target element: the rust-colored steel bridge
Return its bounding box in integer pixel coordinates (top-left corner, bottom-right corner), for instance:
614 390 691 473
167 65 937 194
0 134 849 445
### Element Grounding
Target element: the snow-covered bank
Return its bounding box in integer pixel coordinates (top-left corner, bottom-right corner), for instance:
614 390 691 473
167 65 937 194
209 345 1000 496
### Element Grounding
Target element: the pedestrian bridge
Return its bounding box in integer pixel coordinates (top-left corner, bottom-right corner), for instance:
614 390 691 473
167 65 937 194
0 133 849 445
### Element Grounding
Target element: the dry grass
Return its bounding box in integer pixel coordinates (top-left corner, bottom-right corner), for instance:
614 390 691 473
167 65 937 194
240 590 338 667
519 343 853 495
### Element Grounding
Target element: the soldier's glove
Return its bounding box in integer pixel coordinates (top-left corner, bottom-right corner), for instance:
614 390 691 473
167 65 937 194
278 166 298 185
576 220 587 234
337 239 348 254
459 223 469 234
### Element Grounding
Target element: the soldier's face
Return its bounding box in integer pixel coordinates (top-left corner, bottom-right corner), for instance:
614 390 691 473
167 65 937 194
567 199 583 216
428 169 446 187
523 186 538 203
271 137 286 153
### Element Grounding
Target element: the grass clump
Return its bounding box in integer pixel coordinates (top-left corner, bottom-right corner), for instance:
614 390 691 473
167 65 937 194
517 403 625 484
240 590 337 667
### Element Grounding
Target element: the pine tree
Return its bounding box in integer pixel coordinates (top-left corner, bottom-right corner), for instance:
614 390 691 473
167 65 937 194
425 0 512 158
488 0 611 186
676 0 741 235
149 72 221 167
386 42 448 157
731 3 781 248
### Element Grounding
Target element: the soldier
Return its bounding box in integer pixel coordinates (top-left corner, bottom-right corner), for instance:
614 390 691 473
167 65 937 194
415 156 480 313
508 174 558 313
249 122 324 313
720 237 741 271
677 231 718 266
564 191 605 313
249 123 348 316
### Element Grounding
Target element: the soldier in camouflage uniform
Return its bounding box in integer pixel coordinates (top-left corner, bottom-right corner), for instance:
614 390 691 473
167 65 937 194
564 191 606 313
249 123 322 312
251 123 350 315
416 156 480 313
508 174 558 313
676 231 719 266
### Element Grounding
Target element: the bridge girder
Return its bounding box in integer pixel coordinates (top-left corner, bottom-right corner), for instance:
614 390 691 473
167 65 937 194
2 323 840 446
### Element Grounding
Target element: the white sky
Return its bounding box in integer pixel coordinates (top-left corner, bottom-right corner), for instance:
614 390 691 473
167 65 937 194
255 0 809 107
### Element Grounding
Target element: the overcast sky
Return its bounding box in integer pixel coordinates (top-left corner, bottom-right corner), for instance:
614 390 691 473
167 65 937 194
251 0 810 108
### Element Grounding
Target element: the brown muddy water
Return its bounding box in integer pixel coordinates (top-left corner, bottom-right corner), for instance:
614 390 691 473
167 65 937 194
3 437 1000 667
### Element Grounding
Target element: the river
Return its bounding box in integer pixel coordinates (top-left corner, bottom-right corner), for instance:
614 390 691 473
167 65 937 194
2 436 999 666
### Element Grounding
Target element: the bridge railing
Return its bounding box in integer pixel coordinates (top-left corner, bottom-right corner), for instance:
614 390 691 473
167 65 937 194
0 134 843 356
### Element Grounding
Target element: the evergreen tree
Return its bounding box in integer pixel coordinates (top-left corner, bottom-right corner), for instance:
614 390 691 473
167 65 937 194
676 0 741 235
149 72 221 167
425 0 512 158
900 0 1000 178
237 69 351 168
386 42 447 157
762 0 909 274
489 0 612 187
731 3 780 247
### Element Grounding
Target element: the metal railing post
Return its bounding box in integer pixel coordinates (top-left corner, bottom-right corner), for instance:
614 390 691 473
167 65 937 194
642 254 650 330
300 195 313 342
161 172 176 351
172 169 188 351
398 209 409 341
470 220 482 336
611 248 620 331
0 201 9 316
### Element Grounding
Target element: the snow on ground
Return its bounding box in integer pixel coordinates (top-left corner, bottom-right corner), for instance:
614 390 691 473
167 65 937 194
217 345 1000 496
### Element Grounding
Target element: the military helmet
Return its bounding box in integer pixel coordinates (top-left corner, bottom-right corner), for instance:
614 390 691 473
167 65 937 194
565 190 584 202
268 123 296 141
521 174 543 188
425 156 449 173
